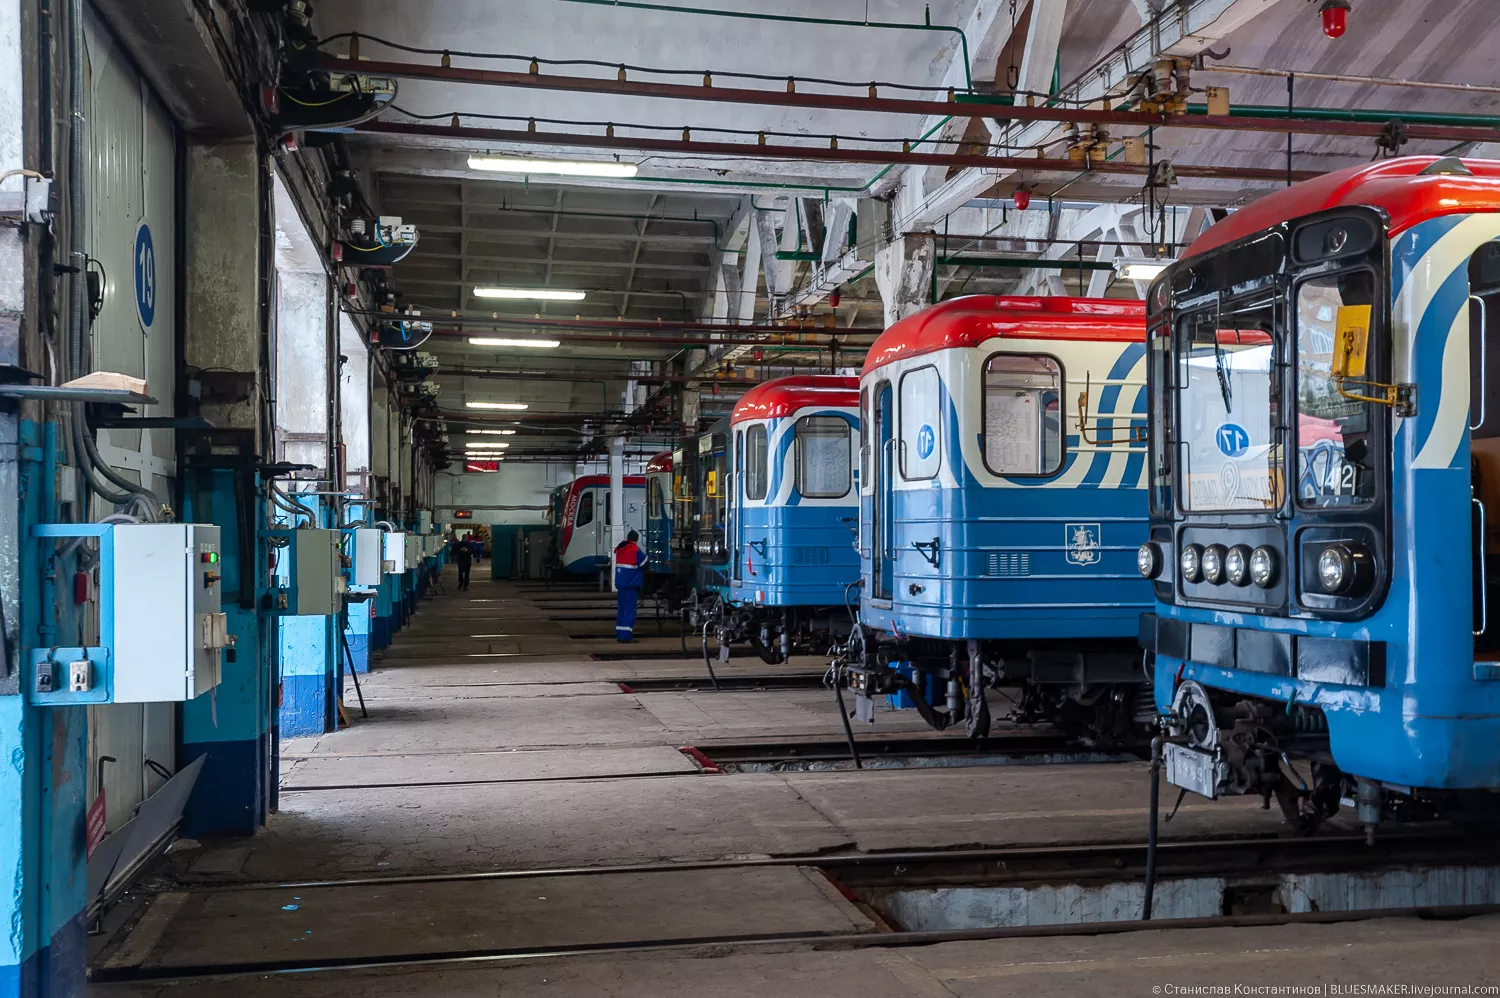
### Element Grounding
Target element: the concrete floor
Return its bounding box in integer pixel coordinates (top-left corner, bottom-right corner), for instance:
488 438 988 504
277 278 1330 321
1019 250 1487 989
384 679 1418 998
94 569 1500 994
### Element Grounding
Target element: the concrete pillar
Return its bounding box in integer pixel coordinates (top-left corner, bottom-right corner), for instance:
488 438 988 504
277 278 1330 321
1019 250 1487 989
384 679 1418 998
179 139 273 838
609 436 624 592
874 233 936 328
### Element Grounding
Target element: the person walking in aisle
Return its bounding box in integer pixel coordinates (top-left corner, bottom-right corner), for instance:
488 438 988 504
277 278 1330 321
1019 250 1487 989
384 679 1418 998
452 535 473 591
613 530 648 642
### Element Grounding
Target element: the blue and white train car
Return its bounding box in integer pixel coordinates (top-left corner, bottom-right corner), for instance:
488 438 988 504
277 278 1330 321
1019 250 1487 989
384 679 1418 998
644 450 674 579
842 295 1154 740
710 376 861 663
550 474 646 576
1142 157 1500 834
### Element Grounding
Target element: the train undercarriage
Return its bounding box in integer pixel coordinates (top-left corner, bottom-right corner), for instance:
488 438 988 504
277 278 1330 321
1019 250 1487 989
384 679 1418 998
832 628 1157 747
1159 679 1500 836
687 591 850 666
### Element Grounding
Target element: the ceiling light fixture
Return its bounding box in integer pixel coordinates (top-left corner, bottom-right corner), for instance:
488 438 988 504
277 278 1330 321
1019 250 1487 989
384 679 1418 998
465 443 511 450
1114 257 1175 281
467 337 563 348
467 155 638 178
471 287 586 302
468 429 517 435
465 401 530 410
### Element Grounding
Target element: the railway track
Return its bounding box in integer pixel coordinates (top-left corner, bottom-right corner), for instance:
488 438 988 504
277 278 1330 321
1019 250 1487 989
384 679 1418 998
93 831 1500 984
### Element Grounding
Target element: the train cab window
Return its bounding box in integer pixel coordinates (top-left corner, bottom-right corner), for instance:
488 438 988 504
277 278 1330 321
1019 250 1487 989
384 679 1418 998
899 366 942 480
1177 296 1283 512
576 491 595 526
1295 272 1377 508
982 354 1063 476
796 416 852 498
647 477 664 519
744 425 768 500
859 387 870 486
605 493 613 525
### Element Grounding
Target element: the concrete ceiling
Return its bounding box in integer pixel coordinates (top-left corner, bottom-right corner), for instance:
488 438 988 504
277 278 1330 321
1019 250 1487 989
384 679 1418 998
311 0 1500 462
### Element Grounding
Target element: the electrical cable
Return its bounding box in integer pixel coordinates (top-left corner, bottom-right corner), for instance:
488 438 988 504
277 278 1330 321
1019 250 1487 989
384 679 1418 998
316 31 967 96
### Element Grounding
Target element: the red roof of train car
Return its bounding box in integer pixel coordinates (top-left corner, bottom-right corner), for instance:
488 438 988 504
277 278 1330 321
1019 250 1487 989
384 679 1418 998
644 451 672 475
569 474 645 489
1188 156 1500 257
730 375 860 424
862 296 1146 376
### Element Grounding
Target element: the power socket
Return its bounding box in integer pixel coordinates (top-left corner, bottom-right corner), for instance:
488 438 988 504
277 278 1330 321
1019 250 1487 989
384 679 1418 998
68 660 92 692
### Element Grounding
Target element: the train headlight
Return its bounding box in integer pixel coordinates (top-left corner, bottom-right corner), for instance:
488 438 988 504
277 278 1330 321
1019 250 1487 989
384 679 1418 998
1224 545 1252 587
1201 544 1227 585
1137 542 1163 579
1249 546 1278 588
1316 544 1371 595
1179 544 1203 583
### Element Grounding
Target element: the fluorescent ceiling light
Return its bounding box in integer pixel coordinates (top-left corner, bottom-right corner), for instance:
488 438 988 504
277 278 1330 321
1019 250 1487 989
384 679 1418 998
466 401 529 410
468 336 563 348
468 429 516 435
465 444 511 451
468 155 638 178
1114 258 1174 281
472 287 586 302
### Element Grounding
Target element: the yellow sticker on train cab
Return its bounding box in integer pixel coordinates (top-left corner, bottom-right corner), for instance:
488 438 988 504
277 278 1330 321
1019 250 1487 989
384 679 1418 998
1333 304 1372 379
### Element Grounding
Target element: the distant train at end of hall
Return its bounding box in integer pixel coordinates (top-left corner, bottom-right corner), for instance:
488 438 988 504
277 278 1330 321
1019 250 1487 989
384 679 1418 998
548 474 646 576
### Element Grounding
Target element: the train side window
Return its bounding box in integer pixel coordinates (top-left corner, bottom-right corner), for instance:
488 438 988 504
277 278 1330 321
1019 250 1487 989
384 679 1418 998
744 425 768 500
576 491 594 527
982 353 1064 476
796 416 852 498
605 493 612 525
647 477 664 519
899 365 943 480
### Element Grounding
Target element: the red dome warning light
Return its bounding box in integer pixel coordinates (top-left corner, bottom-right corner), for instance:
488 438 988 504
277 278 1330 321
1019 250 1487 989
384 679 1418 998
1319 0 1350 38
1013 188 1031 211
828 287 841 308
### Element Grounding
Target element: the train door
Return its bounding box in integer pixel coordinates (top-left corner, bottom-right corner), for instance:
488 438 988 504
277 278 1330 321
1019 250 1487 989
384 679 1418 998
873 380 894 600
1470 243 1500 650
732 429 744 582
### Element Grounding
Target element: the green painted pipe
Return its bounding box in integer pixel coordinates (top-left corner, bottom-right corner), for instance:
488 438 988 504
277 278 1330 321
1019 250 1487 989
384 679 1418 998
553 0 973 89
1188 103 1500 129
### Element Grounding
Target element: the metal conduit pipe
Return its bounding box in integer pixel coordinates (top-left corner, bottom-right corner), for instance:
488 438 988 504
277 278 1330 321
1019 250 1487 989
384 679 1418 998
344 309 867 336
1185 103 1500 130
548 0 974 90
355 121 1321 182
430 328 869 350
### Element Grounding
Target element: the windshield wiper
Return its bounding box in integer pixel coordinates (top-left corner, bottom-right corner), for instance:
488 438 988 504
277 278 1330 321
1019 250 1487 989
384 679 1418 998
1213 334 1234 413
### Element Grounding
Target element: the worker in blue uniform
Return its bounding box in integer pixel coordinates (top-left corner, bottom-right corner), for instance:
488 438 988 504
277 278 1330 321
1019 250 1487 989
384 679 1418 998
614 530 648 642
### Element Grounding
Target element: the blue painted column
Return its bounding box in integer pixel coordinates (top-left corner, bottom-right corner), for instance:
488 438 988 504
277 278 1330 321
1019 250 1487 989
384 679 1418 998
276 498 336 737
3 423 88 996
180 468 272 837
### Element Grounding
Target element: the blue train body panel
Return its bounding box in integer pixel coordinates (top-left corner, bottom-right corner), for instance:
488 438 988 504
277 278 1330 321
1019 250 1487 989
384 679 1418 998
726 382 861 610
855 297 1153 645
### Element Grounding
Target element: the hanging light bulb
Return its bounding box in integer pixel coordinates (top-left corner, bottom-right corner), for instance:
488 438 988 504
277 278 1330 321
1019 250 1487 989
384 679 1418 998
1319 0 1350 38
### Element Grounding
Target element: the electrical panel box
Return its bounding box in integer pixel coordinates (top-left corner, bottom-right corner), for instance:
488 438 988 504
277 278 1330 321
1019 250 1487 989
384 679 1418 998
268 528 345 615
418 510 433 534
384 531 408 574
30 523 228 705
405 534 421 570
351 528 383 587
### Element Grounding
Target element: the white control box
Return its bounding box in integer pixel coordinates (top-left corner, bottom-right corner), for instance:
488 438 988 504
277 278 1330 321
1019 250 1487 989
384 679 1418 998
111 524 226 702
384 531 408 574
405 534 421 570
351 528 384 587
293 529 344 615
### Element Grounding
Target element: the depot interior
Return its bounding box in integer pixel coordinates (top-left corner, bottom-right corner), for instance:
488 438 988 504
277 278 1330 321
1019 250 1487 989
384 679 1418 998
5 0 1500 994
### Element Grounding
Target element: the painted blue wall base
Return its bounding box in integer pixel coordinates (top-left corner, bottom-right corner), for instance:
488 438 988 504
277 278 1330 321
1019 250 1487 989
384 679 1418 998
180 734 270 838
345 632 370 673
0 907 87 998
279 673 329 737
372 615 391 649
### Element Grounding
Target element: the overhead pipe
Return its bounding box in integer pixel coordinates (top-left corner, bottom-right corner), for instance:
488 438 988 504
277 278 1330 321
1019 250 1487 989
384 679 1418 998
428 327 870 350
318 55 1500 146
347 308 879 337
356 120 1322 183
1201 63 1500 99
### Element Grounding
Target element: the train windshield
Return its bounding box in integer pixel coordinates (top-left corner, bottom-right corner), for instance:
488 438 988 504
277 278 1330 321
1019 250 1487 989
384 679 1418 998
1175 295 1283 512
